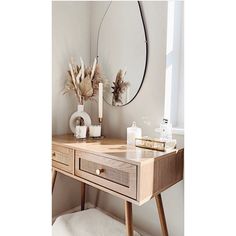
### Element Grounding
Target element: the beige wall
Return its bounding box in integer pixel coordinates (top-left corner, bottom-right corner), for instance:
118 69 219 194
52 1 184 236
52 1 91 216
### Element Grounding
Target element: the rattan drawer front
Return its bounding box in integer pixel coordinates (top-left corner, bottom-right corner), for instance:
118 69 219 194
80 159 129 187
52 145 74 174
52 144 73 156
75 151 137 199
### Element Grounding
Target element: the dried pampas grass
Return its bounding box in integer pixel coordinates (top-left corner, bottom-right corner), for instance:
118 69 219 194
112 69 129 105
79 75 93 99
63 57 104 104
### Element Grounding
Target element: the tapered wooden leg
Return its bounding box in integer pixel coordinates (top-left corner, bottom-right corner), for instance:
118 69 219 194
94 189 100 208
155 194 168 236
125 201 133 236
80 182 86 211
52 169 57 193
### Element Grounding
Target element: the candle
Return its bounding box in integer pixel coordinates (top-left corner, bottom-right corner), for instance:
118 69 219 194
75 125 87 139
98 82 103 119
89 125 101 137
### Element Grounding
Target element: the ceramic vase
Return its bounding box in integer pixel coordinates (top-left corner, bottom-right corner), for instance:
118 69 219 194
69 104 91 134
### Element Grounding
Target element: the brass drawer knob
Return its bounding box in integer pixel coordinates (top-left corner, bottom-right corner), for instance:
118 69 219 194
95 168 104 175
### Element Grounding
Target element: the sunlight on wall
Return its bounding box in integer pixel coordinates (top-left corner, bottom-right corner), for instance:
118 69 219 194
166 1 175 55
164 64 172 120
164 1 184 128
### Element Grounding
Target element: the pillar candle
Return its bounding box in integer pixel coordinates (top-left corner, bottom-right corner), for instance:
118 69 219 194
98 82 103 119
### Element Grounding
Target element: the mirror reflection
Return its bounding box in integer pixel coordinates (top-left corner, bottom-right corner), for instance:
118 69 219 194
97 1 148 106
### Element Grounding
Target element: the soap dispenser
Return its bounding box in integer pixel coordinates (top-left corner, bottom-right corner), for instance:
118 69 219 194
127 121 142 145
160 118 172 141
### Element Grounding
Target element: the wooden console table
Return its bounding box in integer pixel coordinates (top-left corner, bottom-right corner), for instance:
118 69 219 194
52 134 184 236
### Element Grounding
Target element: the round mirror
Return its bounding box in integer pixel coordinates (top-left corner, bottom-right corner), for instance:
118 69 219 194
97 1 148 106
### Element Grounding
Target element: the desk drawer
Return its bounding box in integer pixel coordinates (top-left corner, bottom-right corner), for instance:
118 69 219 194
52 145 74 174
75 151 137 199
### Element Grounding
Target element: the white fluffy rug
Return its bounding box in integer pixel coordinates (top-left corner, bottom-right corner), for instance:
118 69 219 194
52 208 140 236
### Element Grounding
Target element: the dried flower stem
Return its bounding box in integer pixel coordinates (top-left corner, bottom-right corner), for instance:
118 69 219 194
63 57 104 105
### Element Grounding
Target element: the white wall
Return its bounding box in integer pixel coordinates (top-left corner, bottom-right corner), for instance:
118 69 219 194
88 2 184 236
52 1 184 236
52 1 91 216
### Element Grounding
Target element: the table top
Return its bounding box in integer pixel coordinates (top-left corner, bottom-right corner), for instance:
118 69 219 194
52 134 183 165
